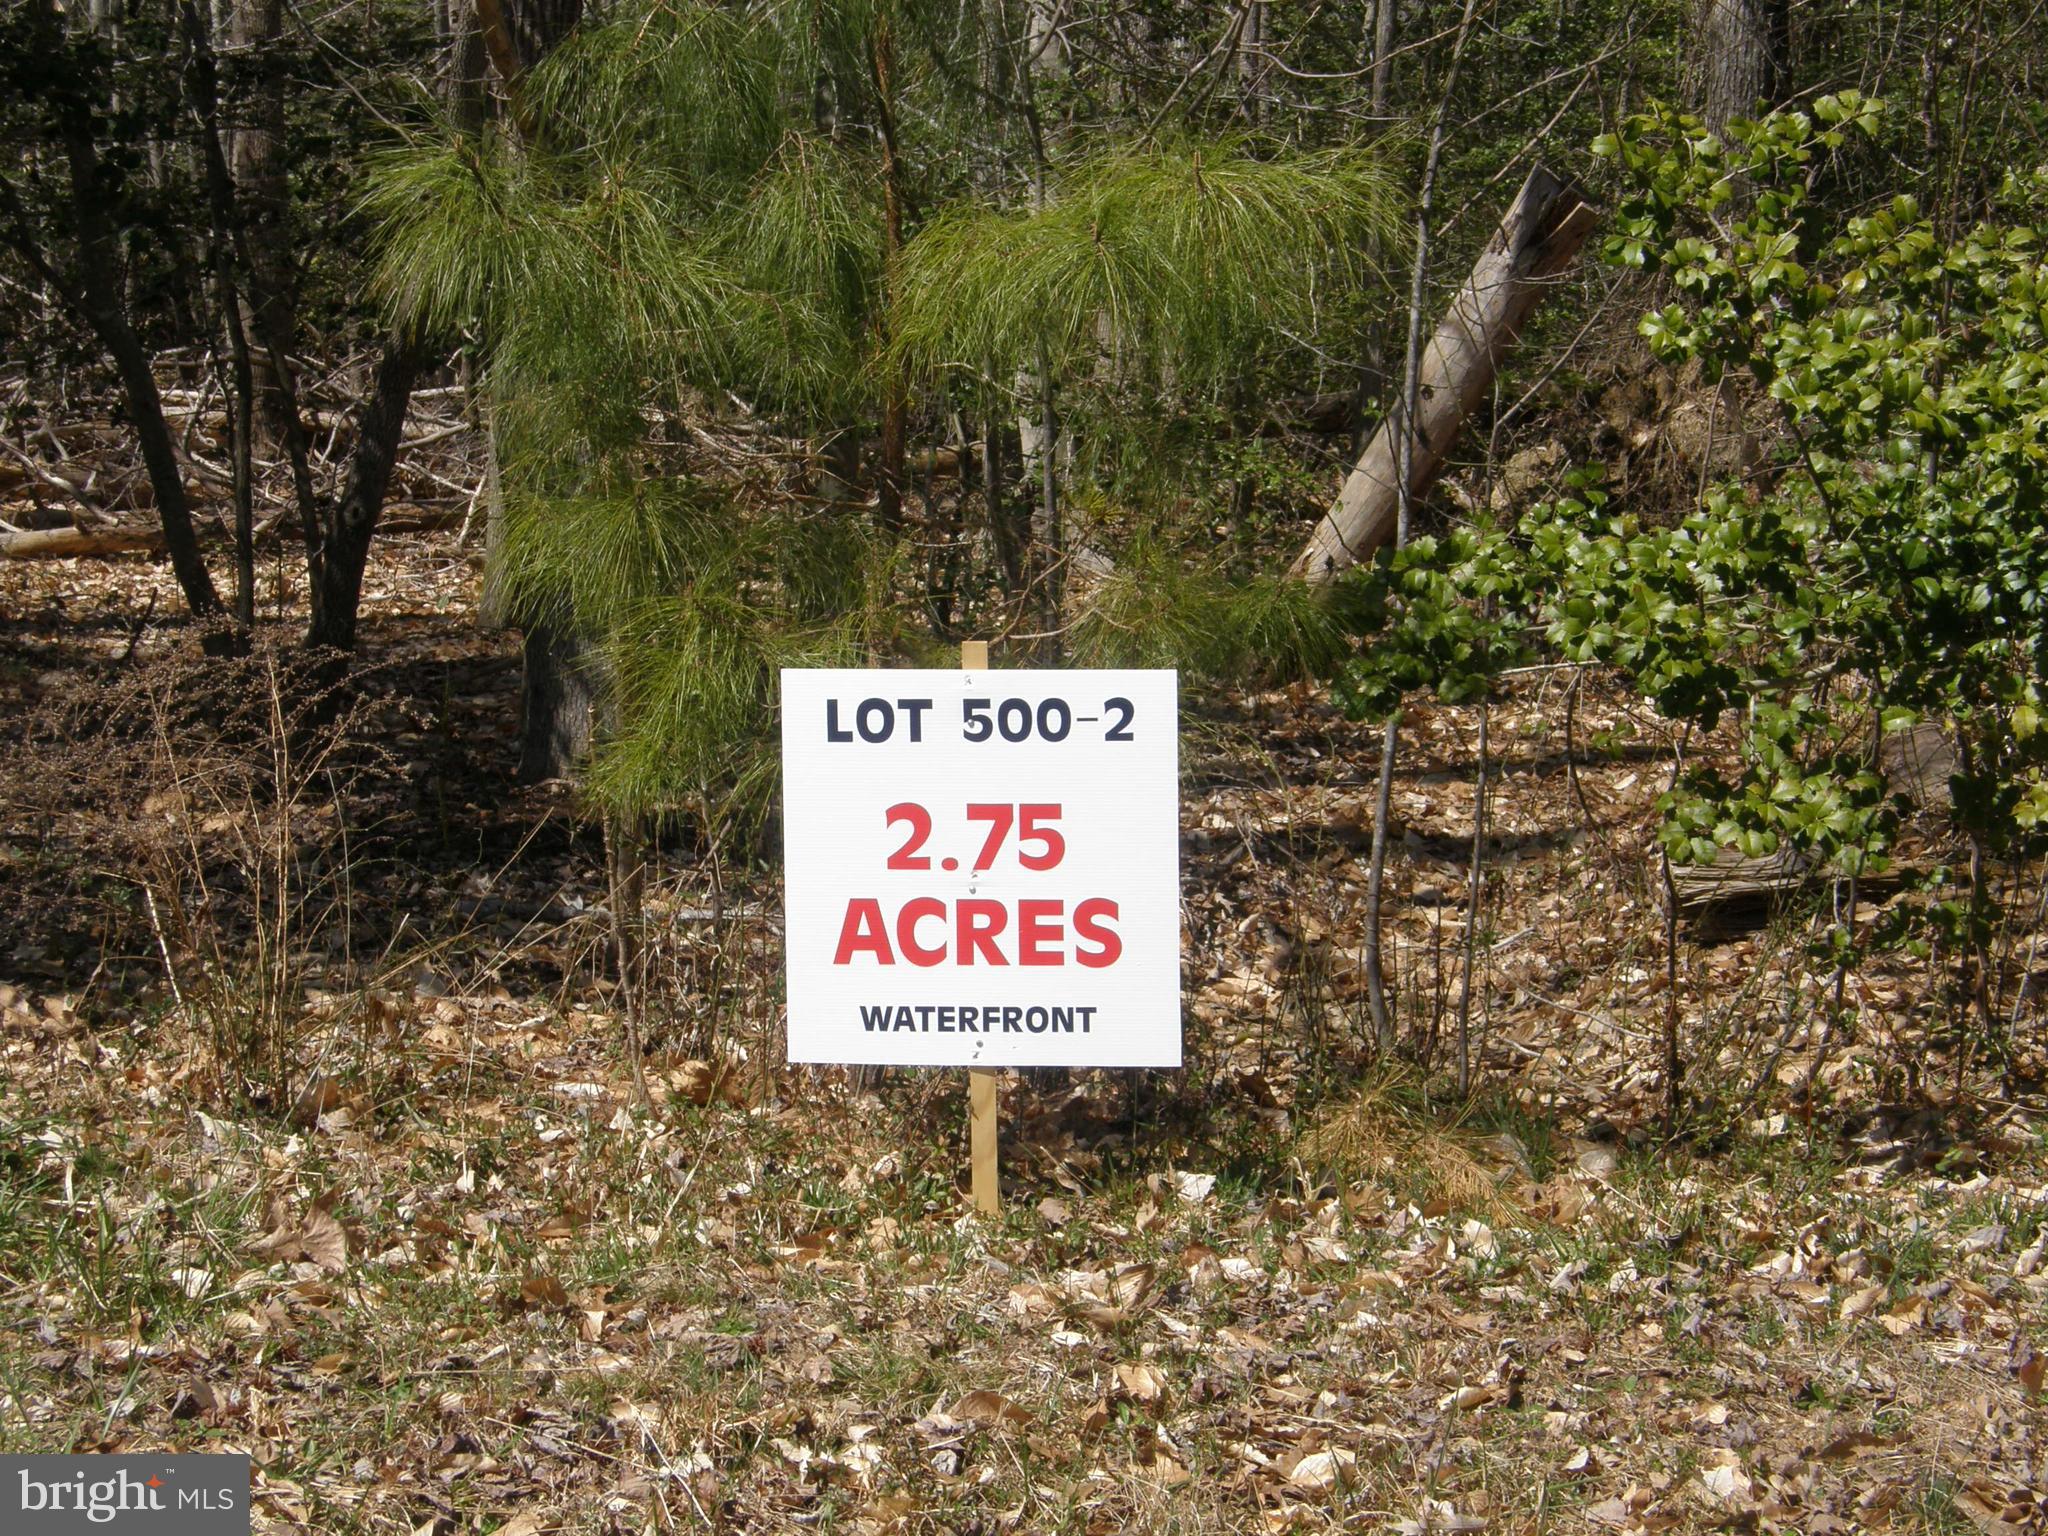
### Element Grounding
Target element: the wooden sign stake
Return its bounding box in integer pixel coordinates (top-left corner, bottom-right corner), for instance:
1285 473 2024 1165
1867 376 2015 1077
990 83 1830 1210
961 639 1000 1217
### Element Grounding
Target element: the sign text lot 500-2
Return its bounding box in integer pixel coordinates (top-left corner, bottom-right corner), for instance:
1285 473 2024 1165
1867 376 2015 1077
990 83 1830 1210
781 669 1180 1067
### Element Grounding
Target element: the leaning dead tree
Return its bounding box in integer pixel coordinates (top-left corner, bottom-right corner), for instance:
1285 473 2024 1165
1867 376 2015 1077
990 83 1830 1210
1291 166 1598 582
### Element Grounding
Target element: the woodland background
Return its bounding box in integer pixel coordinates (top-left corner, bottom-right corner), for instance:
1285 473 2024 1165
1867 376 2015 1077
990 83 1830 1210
1 0 2046 1531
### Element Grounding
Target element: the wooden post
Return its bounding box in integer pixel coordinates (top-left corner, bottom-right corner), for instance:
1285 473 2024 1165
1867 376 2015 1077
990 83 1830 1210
961 638 1000 1216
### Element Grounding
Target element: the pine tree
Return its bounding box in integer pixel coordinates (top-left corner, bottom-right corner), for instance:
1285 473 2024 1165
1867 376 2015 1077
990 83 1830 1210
369 0 1403 827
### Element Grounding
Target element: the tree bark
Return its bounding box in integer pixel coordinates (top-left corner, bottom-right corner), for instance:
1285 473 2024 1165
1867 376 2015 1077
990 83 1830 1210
871 8 908 533
225 0 294 446
306 338 422 649
1369 0 1396 116
1290 166 1598 583
519 625 600 782
1237 1 1267 121
217 253 257 628
982 416 1028 592
1693 0 1787 137
181 0 418 651
471 0 595 774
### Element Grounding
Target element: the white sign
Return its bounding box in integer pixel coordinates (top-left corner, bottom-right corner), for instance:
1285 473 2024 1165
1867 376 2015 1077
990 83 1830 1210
780 669 1181 1067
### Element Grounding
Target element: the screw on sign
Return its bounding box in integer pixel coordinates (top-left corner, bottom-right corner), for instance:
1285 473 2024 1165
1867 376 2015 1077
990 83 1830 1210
780 648 1180 1213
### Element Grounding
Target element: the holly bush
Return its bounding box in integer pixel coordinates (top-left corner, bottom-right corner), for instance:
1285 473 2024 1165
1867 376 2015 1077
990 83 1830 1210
1336 95 2048 900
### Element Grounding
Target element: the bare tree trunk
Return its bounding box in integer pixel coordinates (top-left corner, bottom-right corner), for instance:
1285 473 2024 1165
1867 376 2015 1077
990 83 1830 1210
468 0 598 770
445 0 489 130
871 7 908 533
475 397 514 630
1363 719 1401 1050
1369 0 1396 116
306 339 422 649
1693 0 1786 137
217 252 257 628
1291 166 1597 583
3 0 225 639
982 415 1027 592
1455 700 1488 1093
1361 0 1482 1048
1012 6 1061 644
226 0 293 446
1237 1 1267 121
1032 339 1061 636
519 625 600 781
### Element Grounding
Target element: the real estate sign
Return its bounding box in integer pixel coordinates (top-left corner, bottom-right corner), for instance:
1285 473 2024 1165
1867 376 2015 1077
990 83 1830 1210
780 668 1180 1067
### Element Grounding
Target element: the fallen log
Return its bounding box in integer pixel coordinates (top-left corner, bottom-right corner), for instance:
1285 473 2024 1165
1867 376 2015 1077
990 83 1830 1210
1292 166 1599 582
1669 847 1816 911
1668 845 1919 914
1 526 166 560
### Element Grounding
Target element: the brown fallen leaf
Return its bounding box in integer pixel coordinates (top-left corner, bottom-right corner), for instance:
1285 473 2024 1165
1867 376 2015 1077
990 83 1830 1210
1441 1383 1502 1411
519 1273 570 1310
950 1390 1031 1429
300 1207 349 1272
289 1076 344 1128
1842 1283 1886 1321
536 1203 592 1242
1108 1262 1157 1311
1114 1361 1167 1406
1561 1445 1601 1476
1216 1326 1274 1353
1396 1499 1484 1533
1286 1447 1358 1496
1817 1429 1893 1460
1877 1296 1926 1335
2016 1351 2044 1396
248 1201 349 1273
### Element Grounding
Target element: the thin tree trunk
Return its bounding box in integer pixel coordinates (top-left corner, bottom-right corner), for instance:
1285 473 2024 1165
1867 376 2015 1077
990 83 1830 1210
1361 0 1482 1046
1456 700 1488 1093
983 414 1027 592
446 0 489 130
605 812 655 1110
1363 718 1400 1050
181 0 413 652
1013 10 1061 643
306 338 421 649
218 257 257 629
470 0 598 769
1237 0 1267 121
226 0 293 446
1033 337 1061 637
4 0 225 635
519 625 600 782
1291 166 1598 582
1693 0 1786 137
871 8 908 533
1369 0 1396 115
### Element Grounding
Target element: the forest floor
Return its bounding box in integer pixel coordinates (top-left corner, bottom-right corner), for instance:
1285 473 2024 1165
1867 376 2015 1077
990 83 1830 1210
1 528 2045 1535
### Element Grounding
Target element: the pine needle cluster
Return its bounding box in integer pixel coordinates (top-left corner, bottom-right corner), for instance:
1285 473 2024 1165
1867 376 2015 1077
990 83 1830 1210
1069 534 1364 682
895 140 1405 393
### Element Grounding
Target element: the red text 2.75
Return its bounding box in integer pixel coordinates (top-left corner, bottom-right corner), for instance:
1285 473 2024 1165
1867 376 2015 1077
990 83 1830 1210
886 803 1064 872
